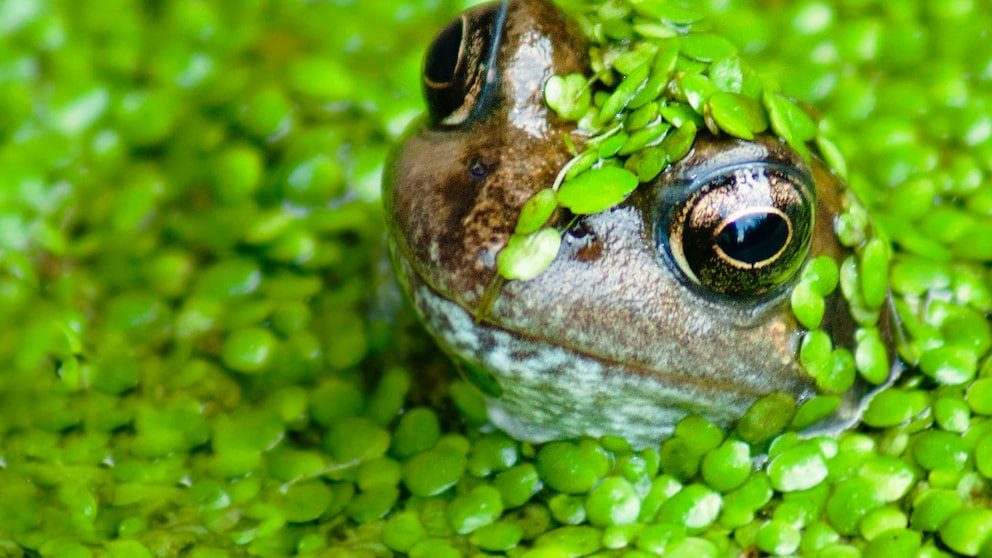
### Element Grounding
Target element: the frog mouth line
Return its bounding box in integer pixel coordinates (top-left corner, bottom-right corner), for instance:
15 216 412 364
470 314 793 399
394 246 803 400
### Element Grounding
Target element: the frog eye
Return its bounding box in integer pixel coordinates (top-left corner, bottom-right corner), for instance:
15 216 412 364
665 161 815 298
423 2 507 127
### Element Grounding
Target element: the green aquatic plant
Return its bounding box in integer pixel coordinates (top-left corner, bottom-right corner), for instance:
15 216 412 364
496 0 848 283
493 0 896 410
1 0 992 557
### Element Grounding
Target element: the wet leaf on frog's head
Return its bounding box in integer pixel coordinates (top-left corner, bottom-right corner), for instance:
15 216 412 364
501 0 838 287
707 92 768 140
677 72 716 113
626 39 680 109
515 189 558 236
598 63 651 125
557 166 639 215
661 120 697 162
497 228 562 281
545 74 591 121
764 91 817 160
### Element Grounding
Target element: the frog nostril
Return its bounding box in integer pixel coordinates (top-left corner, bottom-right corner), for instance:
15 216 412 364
468 159 490 179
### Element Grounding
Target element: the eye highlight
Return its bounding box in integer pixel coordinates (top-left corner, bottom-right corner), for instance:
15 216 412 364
421 3 507 127
666 162 815 298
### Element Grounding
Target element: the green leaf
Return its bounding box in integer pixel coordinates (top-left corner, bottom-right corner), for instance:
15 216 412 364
599 63 651 124
678 73 715 113
661 120 697 163
545 73 591 121
612 46 657 76
625 101 660 130
598 131 630 158
765 92 817 140
708 92 769 140
619 122 671 155
515 190 558 235
709 56 744 94
628 39 680 109
680 33 738 62
624 145 668 183
629 0 704 24
497 228 562 281
660 102 702 128
815 134 848 179
557 166 639 215
564 149 601 181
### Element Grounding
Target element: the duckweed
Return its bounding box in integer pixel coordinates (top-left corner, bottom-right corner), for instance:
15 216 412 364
939 509 992 556
756 519 801 555
768 443 829 493
700 440 751 492
655 484 722 534
446 485 504 534
6 0 992 555
536 440 610 494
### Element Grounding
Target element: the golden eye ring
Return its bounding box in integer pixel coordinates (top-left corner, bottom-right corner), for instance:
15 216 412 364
664 159 815 299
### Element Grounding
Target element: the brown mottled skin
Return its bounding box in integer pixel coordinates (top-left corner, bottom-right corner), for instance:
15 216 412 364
384 0 870 444
386 0 588 304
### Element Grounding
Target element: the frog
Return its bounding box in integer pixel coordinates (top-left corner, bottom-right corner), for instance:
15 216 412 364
383 0 891 447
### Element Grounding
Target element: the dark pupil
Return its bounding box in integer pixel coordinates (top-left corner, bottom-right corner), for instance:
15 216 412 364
716 212 788 265
425 17 463 84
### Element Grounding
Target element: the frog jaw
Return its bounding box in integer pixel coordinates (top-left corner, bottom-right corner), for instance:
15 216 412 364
389 234 800 447
388 195 875 447
399 266 793 447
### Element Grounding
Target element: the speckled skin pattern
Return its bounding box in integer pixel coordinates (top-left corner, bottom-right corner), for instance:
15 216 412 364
383 0 860 446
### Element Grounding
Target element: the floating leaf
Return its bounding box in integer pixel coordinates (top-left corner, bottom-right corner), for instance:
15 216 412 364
497 228 562 281
619 122 671 155
659 102 701 128
815 134 848 179
545 73 591 121
855 327 890 385
625 101 660 130
708 91 769 140
602 17 635 42
678 72 716 113
598 63 651 124
598 131 630 158
765 92 817 142
661 120 697 163
558 166 640 215
859 238 890 309
765 91 817 159
563 149 601 182
709 56 744 94
680 33 738 62
612 46 657 76
625 145 668 182
515 190 558 235
632 22 679 39
629 0 703 24
628 39 680 109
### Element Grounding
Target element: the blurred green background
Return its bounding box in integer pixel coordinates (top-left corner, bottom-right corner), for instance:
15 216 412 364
3 0 992 556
